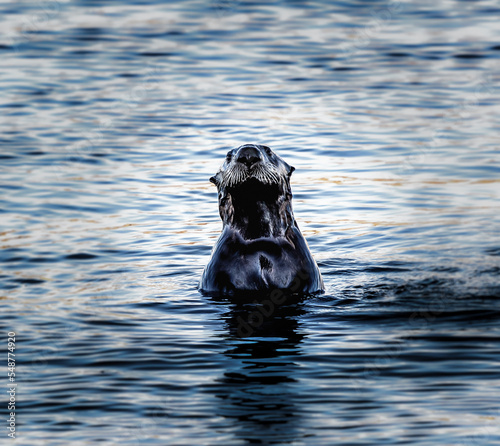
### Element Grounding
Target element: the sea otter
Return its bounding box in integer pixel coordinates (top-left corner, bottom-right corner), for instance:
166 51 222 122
199 144 324 296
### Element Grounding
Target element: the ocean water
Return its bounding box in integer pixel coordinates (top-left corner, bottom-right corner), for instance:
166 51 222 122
1 1 500 445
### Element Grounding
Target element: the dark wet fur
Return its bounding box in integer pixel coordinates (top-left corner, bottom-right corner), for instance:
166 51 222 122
199 144 324 296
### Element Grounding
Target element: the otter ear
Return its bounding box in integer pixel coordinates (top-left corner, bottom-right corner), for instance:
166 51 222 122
288 165 295 176
210 176 218 185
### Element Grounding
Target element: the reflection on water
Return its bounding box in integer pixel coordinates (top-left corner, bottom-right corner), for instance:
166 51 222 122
1 0 500 444
210 297 306 444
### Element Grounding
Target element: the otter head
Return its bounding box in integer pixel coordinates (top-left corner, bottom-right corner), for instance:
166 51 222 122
210 144 296 239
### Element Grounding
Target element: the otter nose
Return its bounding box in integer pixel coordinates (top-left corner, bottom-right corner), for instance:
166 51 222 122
236 146 262 168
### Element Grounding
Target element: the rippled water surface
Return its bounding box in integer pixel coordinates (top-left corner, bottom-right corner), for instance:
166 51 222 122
1 1 500 445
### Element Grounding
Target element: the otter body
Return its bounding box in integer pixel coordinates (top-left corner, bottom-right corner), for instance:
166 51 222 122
199 144 323 295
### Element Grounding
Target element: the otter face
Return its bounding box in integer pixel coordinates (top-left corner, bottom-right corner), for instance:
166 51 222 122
210 144 295 190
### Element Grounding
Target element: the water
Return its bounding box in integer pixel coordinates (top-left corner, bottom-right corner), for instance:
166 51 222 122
1 1 500 444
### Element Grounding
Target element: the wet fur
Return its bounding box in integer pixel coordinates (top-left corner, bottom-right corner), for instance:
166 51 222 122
199 144 324 296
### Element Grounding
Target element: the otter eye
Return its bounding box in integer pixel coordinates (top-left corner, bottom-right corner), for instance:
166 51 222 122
263 146 272 156
226 151 232 161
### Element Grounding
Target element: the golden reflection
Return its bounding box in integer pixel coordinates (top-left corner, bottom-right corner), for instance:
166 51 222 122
475 179 500 184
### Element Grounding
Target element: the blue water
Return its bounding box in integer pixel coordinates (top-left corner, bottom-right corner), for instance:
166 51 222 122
1 1 500 445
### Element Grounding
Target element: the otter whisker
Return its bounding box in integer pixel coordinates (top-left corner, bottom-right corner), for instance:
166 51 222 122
222 164 252 188
220 160 284 188
252 164 280 185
